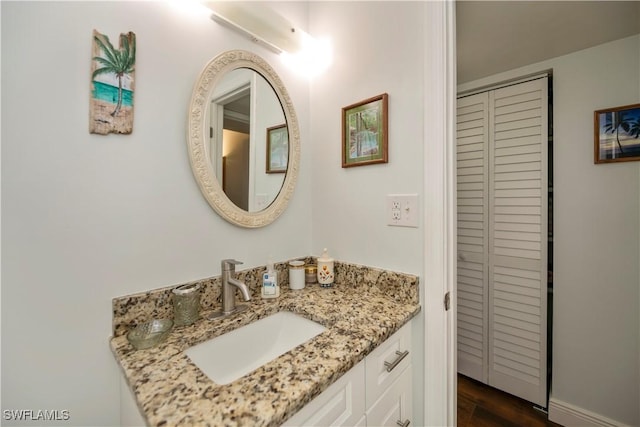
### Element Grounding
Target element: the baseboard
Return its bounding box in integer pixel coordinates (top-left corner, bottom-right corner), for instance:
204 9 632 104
548 398 631 427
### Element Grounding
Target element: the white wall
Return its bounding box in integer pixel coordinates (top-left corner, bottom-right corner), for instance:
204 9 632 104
458 35 640 426
1 2 312 425
308 3 424 274
308 2 426 425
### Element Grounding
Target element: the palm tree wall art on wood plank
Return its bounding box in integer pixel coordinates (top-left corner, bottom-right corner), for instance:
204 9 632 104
594 103 640 163
90 30 136 135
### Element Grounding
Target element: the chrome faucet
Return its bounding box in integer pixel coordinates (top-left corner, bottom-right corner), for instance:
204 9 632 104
209 259 251 319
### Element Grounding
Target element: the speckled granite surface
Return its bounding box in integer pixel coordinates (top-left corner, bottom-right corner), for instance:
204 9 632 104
110 260 420 427
112 259 419 337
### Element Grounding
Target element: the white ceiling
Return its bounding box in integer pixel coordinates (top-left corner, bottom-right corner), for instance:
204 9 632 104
456 1 640 84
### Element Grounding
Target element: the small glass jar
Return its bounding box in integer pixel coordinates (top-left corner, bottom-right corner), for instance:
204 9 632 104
289 260 306 290
305 265 317 284
172 283 201 326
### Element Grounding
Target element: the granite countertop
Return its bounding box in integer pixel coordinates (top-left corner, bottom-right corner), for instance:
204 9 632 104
110 263 421 427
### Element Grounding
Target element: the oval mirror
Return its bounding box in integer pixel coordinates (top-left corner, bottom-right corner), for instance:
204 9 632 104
187 50 300 228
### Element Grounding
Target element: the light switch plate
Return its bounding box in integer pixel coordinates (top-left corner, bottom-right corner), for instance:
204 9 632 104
386 194 419 227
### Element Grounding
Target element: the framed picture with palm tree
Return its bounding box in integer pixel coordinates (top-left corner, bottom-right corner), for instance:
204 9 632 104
90 30 136 135
594 103 640 163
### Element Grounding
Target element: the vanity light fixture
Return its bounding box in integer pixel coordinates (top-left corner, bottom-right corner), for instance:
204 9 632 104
204 2 305 55
280 33 332 78
203 2 332 77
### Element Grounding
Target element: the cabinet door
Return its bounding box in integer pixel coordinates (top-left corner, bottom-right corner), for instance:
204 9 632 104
282 362 365 427
366 364 412 427
364 322 412 409
488 77 548 407
456 92 490 383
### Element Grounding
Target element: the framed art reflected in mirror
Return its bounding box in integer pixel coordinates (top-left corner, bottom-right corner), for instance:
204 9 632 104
266 124 288 173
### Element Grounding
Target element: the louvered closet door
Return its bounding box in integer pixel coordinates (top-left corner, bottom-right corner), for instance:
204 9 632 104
488 77 548 407
456 92 489 383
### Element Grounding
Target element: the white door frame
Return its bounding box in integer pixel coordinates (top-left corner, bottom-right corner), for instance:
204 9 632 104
423 1 457 425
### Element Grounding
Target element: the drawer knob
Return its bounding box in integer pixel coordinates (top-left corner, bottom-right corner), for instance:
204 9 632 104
384 350 409 372
396 419 410 427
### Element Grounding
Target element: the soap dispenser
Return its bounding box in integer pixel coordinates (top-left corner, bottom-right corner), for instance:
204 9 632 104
317 248 335 288
261 259 280 299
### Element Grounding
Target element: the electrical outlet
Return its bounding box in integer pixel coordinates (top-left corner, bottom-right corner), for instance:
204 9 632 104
387 194 419 227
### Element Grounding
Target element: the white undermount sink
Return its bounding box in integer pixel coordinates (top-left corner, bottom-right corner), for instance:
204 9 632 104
185 311 327 385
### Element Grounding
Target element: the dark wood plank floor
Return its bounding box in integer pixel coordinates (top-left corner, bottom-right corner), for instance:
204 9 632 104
457 374 562 427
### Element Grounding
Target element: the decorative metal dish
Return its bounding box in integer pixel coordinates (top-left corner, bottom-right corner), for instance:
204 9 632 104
127 318 173 350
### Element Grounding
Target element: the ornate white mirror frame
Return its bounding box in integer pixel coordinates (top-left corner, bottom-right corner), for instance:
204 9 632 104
187 50 300 228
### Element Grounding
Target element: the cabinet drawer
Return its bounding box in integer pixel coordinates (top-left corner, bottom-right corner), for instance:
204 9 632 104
366 364 412 427
365 322 412 408
283 362 365 427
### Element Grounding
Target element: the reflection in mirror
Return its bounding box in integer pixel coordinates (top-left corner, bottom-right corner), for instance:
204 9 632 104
187 50 299 228
209 69 287 212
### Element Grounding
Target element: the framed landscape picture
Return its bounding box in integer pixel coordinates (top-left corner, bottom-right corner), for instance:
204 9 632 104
266 124 288 173
342 93 388 168
594 103 640 164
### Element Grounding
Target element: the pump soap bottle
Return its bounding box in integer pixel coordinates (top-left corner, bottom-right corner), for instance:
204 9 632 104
261 260 280 299
317 248 335 288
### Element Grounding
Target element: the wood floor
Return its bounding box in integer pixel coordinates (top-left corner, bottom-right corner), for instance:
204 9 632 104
457 374 562 427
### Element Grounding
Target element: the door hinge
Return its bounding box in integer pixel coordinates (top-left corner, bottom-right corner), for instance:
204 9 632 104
444 292 451 311
210 127 213 138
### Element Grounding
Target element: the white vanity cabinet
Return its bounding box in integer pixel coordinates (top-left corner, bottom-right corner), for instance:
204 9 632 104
282 362 366 427
284 322 413 427
364 322 413 427
365 366 412 427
